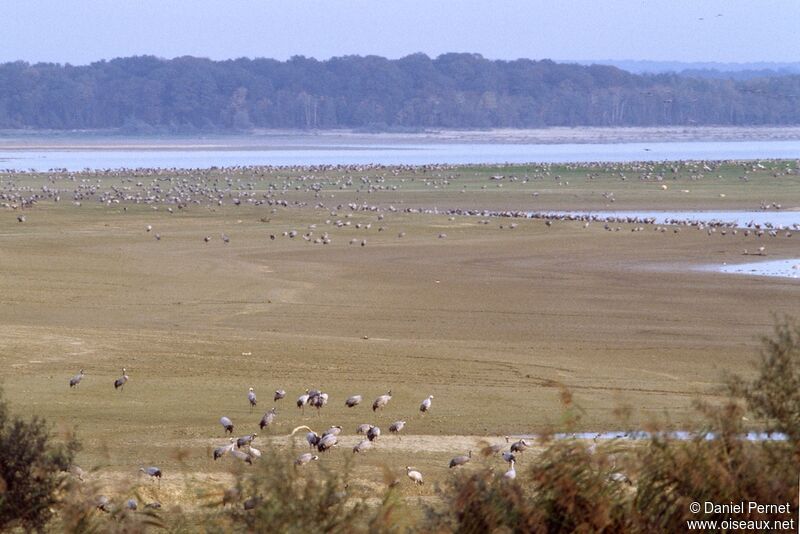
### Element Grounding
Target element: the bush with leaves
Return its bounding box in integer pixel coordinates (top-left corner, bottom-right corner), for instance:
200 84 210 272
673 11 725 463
633 400 796 532
730 317 800 447
0 387 80 532
210 448 399 534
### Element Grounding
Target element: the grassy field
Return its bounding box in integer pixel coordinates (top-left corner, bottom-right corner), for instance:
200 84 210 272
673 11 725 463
1 159 799 504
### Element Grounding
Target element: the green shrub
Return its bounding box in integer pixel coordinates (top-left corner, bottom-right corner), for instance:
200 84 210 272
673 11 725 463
0 387 80 532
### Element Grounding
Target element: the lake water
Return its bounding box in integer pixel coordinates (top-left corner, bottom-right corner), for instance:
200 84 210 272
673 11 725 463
543 210 800 228
545 431 787 442
1 139 800 171
713 259 800 279
537 210 800 280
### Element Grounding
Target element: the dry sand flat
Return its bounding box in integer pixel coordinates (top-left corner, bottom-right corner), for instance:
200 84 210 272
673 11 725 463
0 161 799 501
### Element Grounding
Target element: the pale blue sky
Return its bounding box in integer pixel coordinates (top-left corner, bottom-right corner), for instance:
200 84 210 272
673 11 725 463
2 1 798 65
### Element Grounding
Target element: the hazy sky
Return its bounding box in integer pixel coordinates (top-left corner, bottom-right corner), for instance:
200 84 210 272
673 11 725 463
2 1 799 65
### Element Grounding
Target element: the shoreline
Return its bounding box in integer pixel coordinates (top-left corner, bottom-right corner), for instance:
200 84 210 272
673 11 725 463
2 126 800 150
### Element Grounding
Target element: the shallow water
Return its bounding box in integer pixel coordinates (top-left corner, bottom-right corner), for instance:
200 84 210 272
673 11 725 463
1 139 800 170
712 259 800 279
534 210 800 279
516 431 787 442
543 210 800 228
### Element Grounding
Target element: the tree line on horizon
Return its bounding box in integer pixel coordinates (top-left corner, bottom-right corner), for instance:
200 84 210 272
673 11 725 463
0 53 799 132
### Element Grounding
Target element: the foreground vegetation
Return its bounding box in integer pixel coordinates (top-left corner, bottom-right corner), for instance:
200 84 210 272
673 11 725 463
2 320 798 532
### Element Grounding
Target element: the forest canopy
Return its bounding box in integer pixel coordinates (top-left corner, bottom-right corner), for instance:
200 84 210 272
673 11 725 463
1 53 799 131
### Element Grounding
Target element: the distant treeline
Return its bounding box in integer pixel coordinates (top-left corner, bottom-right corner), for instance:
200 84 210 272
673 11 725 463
1 54 799 131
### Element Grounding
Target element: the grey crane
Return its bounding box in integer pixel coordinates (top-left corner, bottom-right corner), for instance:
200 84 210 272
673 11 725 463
243 496 261 510
306 431 320 448
297 393 310 413
229 449 253 464
449 450 472 468
420 395 434 414
372 390 392 412
502 451 516 463
310 392 329 414
367 425 381 442
295 453 319 466
356 423 372 434
317 432 338 452
274 389 286 402
126 499 138 511
246 445 262 460
139 466 162 485
213 438 236 460
259 407 276 430
389 421 406 438
406 466 423 485
69 369 85 388
70 465 86 481
247 387 257 410
510 439 530 453
352 439 372 454
114 368 129 391
96 495 111 513
220 416 234 434
322 425 342 438
236 433 257 449
345 394 363 408
482 438 510 456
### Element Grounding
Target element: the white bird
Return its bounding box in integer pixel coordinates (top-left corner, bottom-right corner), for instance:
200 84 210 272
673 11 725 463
503 460 516 480
246 446 262 459
406 466 423 485
420 395 434 414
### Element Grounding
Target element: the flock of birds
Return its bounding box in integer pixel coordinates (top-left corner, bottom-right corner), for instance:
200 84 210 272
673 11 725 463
68 368 525 510
3 161 797 255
